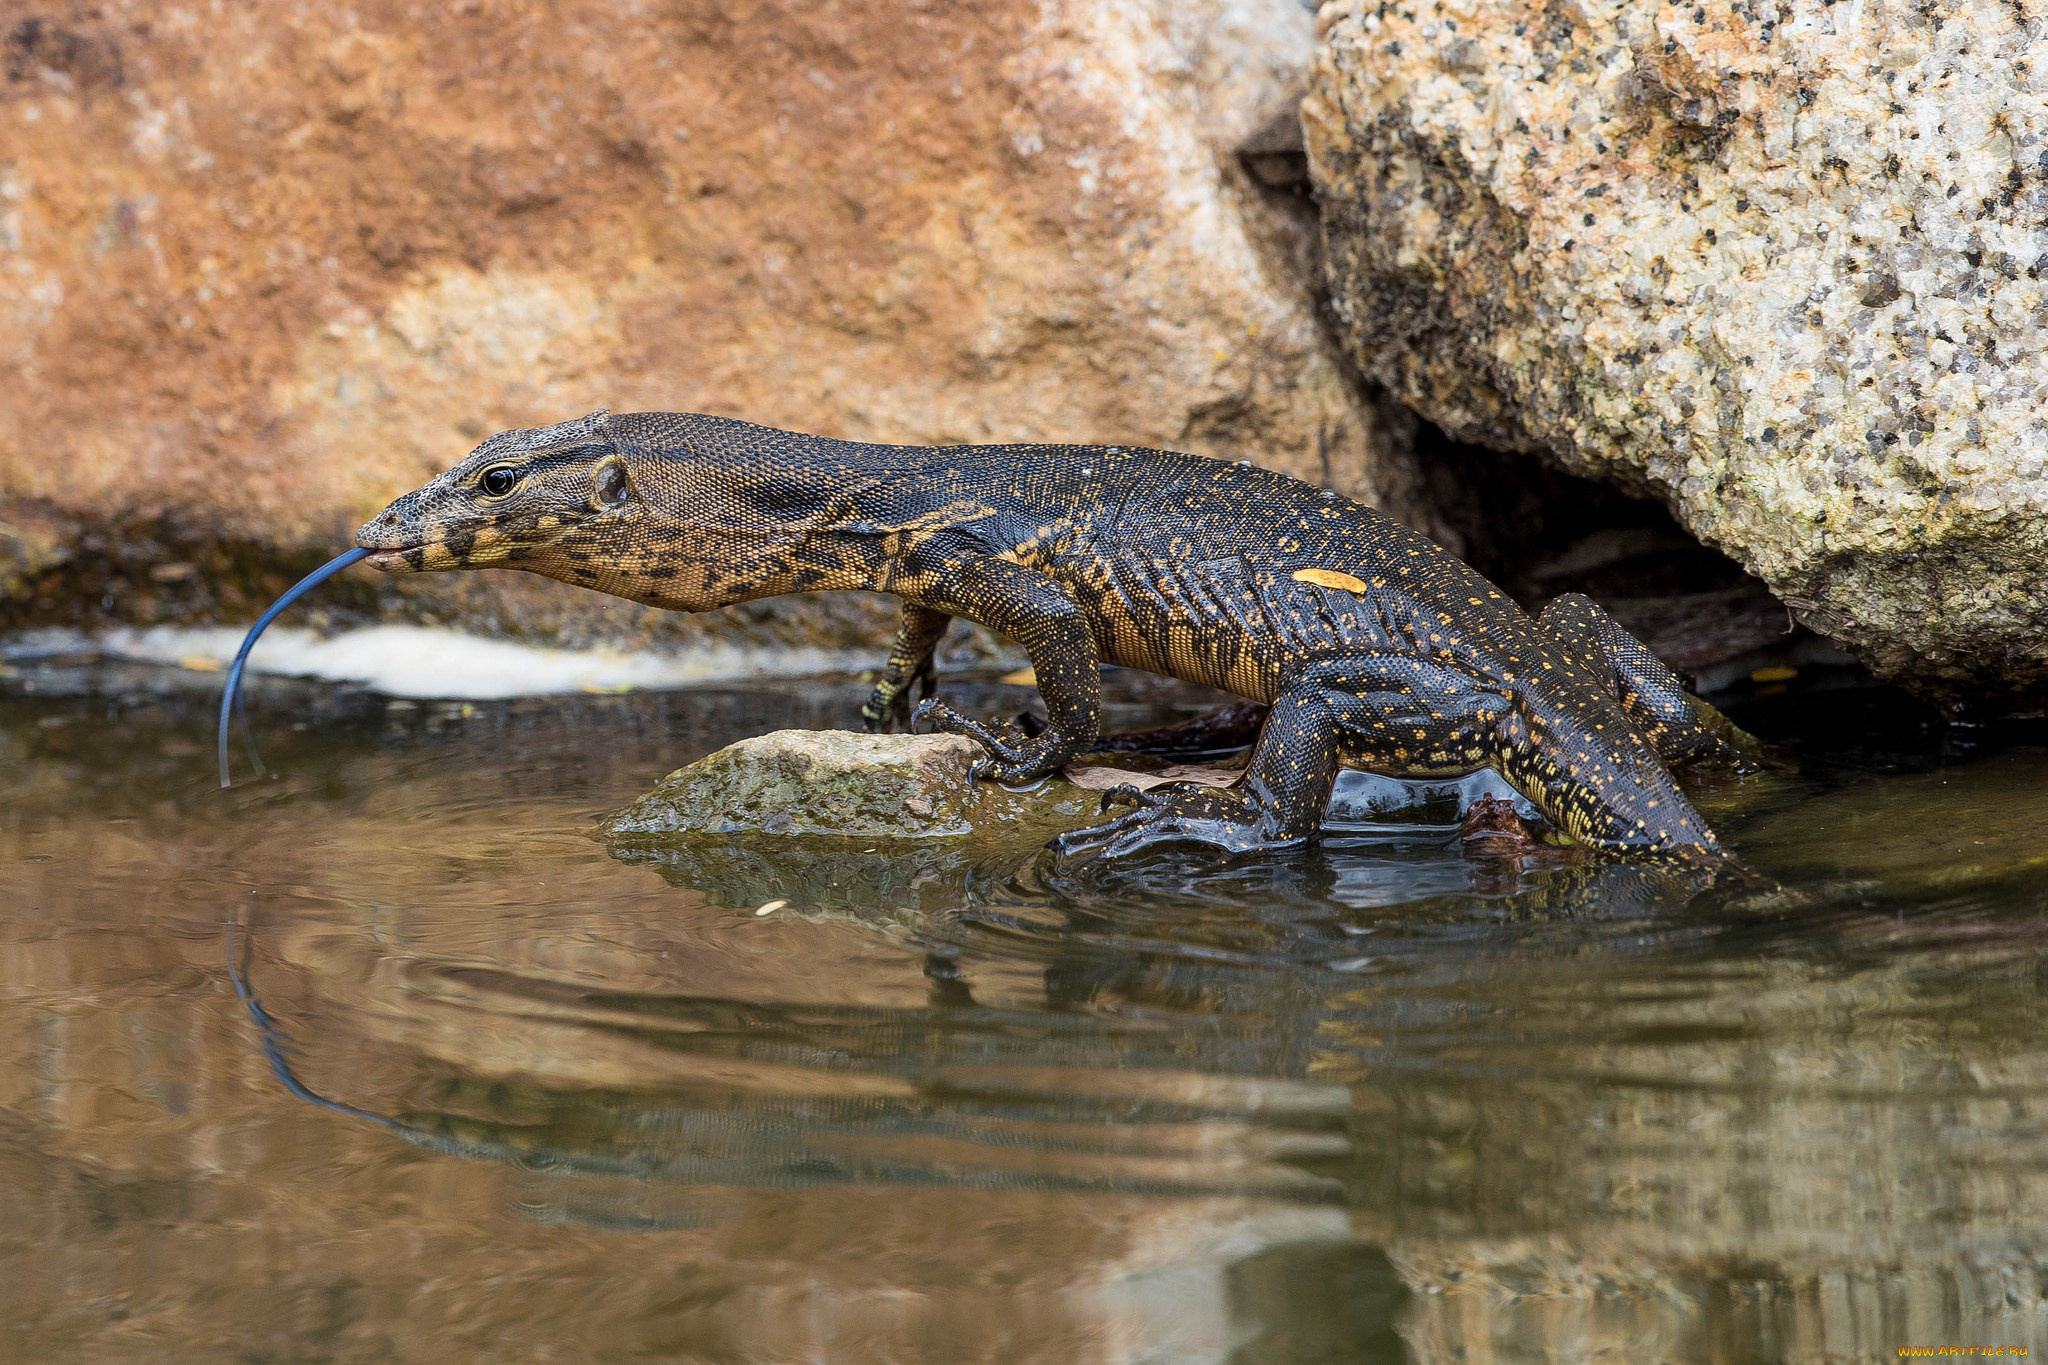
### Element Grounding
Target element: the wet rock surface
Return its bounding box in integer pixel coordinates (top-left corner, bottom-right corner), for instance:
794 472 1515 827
602 730 1101 842
1 0 1405 652
1307 0 2048 697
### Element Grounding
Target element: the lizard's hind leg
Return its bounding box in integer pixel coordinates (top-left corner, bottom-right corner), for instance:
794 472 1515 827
862 604 950 732
1052 684 1336 858
1538 593 1761 769
1053 652 1511 859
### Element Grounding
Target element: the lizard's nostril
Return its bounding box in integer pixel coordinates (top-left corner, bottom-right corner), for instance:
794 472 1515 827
354 502 417 551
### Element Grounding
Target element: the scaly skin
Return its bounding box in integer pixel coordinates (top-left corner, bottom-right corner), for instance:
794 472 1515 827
356 410 1746 860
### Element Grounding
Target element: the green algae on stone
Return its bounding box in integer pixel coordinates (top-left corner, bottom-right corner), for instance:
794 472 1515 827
602 730 1100 842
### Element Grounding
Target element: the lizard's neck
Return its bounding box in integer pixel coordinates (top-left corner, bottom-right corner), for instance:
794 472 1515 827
559 417 1086 611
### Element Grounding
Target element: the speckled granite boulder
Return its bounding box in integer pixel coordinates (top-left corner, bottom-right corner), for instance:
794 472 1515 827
1306 0 2048 695
603 730 1099 841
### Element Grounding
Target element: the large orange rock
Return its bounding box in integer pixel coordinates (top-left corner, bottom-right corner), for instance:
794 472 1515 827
0 0 1404 655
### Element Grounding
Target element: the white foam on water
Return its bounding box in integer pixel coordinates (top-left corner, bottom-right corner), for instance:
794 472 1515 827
4 625 872 699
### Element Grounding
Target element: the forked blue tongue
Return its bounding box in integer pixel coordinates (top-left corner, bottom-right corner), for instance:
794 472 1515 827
217 547 372 788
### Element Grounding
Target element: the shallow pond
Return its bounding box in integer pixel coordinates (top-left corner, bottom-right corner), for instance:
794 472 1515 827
3 656 2046 1362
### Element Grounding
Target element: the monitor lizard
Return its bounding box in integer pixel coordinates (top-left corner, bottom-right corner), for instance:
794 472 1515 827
353 410 1748 860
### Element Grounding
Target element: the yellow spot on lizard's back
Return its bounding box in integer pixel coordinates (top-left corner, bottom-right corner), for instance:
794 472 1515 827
1293 568 1369 593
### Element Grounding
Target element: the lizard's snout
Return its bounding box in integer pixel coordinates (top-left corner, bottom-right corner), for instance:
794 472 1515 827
354 490 428 572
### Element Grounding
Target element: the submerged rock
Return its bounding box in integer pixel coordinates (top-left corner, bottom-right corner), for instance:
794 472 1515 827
1307 0 2048 697
611 834 1004 919
603 730 1100 842
600 730 1272 914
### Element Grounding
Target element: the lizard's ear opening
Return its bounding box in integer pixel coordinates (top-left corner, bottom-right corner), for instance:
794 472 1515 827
591 454 633 509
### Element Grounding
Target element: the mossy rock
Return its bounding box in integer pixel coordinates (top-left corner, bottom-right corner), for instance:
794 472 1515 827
602 729 1101 842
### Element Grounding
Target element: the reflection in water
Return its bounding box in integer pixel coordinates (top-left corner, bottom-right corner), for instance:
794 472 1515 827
226 924 399 1134
3 659 2047 1360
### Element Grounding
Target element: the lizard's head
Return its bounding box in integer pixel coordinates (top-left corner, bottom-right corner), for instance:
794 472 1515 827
1493 694 1727 863
355 410 876 612
356 410 645 581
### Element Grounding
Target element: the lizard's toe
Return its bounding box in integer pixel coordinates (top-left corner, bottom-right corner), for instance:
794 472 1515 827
862 681 922 734
913 698 1003 747
968 756 1054 790
1099 783 1167 814
1049 805 1152 857
1052 784 1291 860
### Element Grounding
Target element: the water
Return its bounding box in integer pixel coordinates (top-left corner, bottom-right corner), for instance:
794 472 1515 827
3 655 2046 1362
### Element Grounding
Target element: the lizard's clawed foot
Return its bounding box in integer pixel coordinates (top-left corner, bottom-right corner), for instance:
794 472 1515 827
860 659 938 733
913 697 1079 785
1050 783 1295 860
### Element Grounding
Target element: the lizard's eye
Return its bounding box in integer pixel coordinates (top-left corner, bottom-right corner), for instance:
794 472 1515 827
479 466 519 498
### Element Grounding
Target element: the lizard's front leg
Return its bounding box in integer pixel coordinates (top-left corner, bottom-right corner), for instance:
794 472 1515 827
909 558 1101 784
862 603 950 732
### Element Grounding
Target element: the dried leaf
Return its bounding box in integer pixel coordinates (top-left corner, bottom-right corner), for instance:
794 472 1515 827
1062 763 1241 792
1155 763 1246 788
1063 765 1170 792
